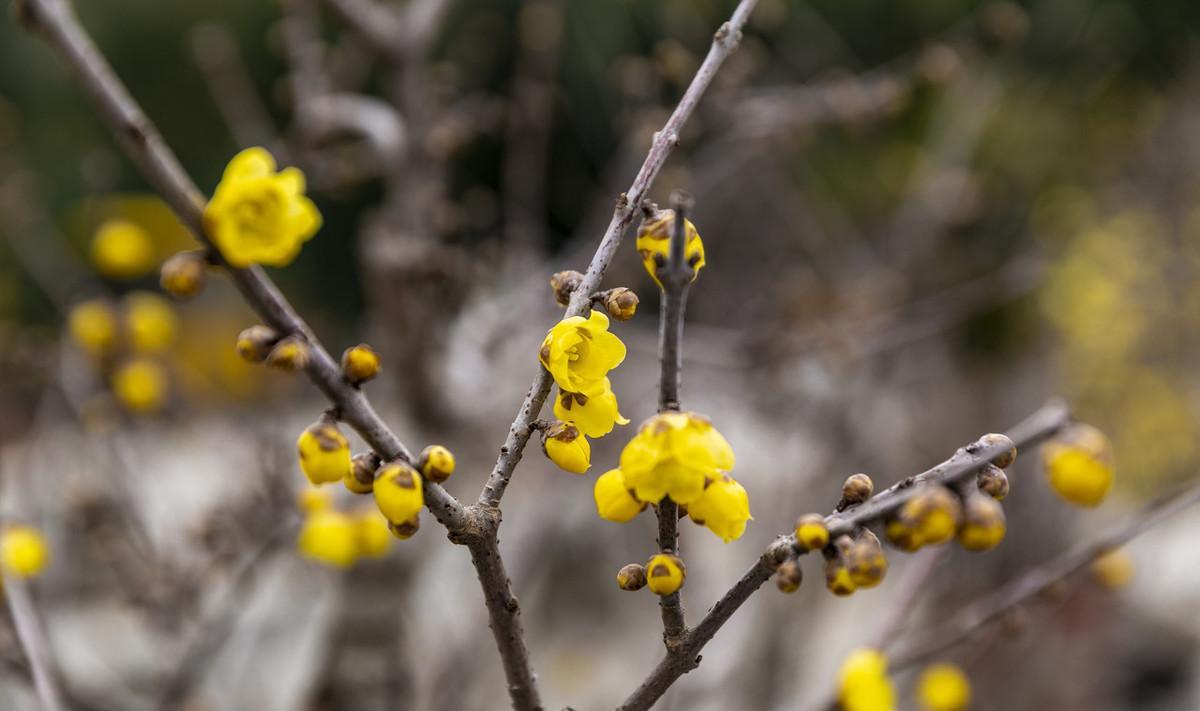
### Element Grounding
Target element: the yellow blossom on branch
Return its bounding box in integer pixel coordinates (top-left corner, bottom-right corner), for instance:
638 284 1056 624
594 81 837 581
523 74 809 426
373 461 424 526
636 209 706 287
542 421 591 474
837 648 896 711
203 147 322 268
297 510 358 568
687 474 752 542
645 553 685 596
553 379 629 438
618 411 735 505
594 468 645 522
297 418 353 486
539 310 626 395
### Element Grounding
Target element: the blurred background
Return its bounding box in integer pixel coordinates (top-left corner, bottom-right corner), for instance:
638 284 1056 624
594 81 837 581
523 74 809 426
2 0 1200 709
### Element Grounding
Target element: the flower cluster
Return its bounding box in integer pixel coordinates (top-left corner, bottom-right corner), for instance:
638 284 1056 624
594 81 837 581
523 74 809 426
295 490 393 569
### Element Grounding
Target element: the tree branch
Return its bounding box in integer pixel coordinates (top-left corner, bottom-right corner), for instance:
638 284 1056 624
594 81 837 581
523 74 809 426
3 578 64 711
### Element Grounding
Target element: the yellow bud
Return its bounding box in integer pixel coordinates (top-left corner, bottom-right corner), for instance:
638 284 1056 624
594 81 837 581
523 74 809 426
160 251 207 299
297 419 353 486
0 526 50 578
1042 423 1114 507
1090 548 1134 589
824 554 858 596
341 343 381 384
958 491 1006 552
419 444 455 483
113 358 169 414
297 486 333 513
885 517 924 552
594 468 645 522
344 452 379 494
636 209 705 287
68 299 118 356
373 462 425 524
354 510 393 559
91 218 155 280
236 325 280 363
794 513 830 551
845 529 888 588
603 287 639 321
616 563 647 591
123 291 178 354
977 464 1010 501
839 473 874 510
549 270 583 306
267 336 310 372
837 648 895 711
297 510 358 568
542 421 591 474
388 516 420 540
645 553 685 596
899 486 962 546
916 663 971 711
775 558 803 593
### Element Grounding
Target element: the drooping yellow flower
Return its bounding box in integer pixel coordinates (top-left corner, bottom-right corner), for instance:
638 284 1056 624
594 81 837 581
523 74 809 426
1042 423 1114 507
553 380 629 438
837 649 896 711
539 310 626 395
123 292 178 354
373 462 425 524
68 299 118 356
113 358 169 413
593 468 645 522
0 526 50 578
297 419 353 486
957 492 1006 552
354 510 393 559
619 412 735 505
297 510 358 568
543 421 591 474
91 218 156 280
203 147 322 268
645 553 685 596
794 513 830 551
1091 548 1135 589
916 663 972 711
636 209 706 287
687 475 752 542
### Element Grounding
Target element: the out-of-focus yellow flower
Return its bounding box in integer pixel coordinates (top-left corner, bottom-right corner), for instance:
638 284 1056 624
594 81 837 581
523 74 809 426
203 147 322 268
91 218 156 280
687 474 752 542
543 422 591 474
593 468 645 522
354 510 393 559
113 358 168 413
645 553 685 595
794 514 830 551
341 344 381 385
0 526 50 578
958 492 1006 552
619 412 735 505
373 462 424 524
297 486 332 513
837 648 895 711
916 663 972 711
1042 423 1114 507
68 299 118 356
553 380 629 438
123 292 178 354
636 209 706 287
297 419 353 486
539 310 626 395
297 510 358 568
1091 548 1135 589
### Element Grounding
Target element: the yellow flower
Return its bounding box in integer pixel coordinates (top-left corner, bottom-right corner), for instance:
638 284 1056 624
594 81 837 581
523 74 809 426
419 445 455 483
794 514 830 551
297 510 358 568
341 344 381 384
618 412 735 505
203 147 322 268
1042 423 1114 507
91 218 156 280
297 419 353 486
636 209 706 287
113 358 169 413
687 475 752 542
837 649 896 711
539 310 627 395
354 510 393 559
593 468 645 522
543 422 591 474
68 299 118 356
123 292 178 354
553 380 629 438
1091 548 1134 589
645 553 685 596
958 492 1006 552
0 526 50 578
916 663 972 711
373 462 425 524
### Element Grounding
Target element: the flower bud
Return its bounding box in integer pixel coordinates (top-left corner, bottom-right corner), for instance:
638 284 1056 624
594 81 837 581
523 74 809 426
549 270 583 306
344 452 379 494
388 516 421 540
794 513 830 551
885 517 924 552
341 343 381 384
113 357 170 414
68 299 118 356
978 432 1017 469
0 526 50 578
236 325 280 363
160 251 207 299
267 336 311 372
1041 423 1114 507
845 529 887 588
957 490 1006 552
542 421 591 474
775 558 803 593
898 485 962 546
297 510 358 568
977 464 1010 501
1090 547 1134 589
603 287 639 321
354 510 393 559
594 468 645 523
298 417 353 486
419 444 455 483
616 563 647 591
373 461 425 524
90 218 155 280
824 549 857 596
916 663 972 711
838 473 874 511
645 553 685 596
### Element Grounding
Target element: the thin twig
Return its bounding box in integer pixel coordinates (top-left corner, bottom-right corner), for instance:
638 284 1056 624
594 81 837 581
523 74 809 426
615 400 1072 711
477 0 763 509
3 578 64 711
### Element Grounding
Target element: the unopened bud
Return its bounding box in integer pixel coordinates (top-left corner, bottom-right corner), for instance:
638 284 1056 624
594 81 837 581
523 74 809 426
977 464 1010 501
616 563 647 591
794 513 830 551
979 433 1017 469
236 325 280 363
845 529 887 589
838 473 874 511
160 251 208 299
388 516 420 540
419 444 456 483
267 336 310 372
775 558 803 593
341 344 381 384
549 270 584 306
603 287 639 321
345 452 380 494
645 553 685 596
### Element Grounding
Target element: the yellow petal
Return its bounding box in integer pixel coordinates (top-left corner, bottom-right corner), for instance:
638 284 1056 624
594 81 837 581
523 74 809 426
223 146 276 182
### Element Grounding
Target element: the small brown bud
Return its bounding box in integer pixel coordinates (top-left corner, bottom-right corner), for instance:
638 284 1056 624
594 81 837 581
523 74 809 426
775 558 803 593
345 453 380 494
838 473 874 511
266 336 310 372
549 270 584 306
160 251 207 299
236 325 280 363
341 343 381 384
603 287 639 321
977 464 1010 501
979 433 1017 469
616 563 647 591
